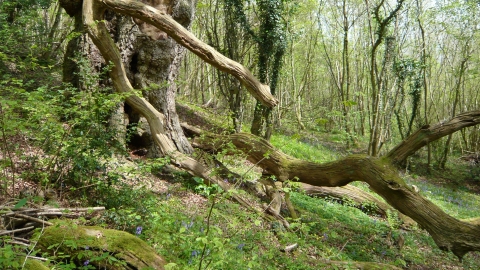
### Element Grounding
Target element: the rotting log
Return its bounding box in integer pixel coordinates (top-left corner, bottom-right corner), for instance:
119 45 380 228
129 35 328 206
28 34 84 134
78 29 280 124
36 220 166 270
301 183 390 216
193 132 480 259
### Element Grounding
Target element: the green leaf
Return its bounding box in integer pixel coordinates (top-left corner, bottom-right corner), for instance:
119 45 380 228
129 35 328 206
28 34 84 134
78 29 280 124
165 262 178 270
13 198 28 209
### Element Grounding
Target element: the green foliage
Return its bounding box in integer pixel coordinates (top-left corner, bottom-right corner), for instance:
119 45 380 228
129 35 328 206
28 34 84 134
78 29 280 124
1 54 128 196
393 58 424 136
385 209 402 230
0 240 24 269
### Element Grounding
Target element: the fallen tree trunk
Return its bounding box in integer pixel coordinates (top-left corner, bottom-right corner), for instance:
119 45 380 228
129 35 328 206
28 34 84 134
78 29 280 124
193 132 480 259
36 220 166 269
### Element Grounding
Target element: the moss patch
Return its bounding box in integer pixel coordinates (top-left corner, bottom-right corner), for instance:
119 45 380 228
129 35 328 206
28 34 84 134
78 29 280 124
35 220 165 270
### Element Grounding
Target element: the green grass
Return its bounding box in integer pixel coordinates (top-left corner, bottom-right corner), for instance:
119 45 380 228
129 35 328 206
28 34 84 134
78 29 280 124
270 133 340 163
404 175 480 219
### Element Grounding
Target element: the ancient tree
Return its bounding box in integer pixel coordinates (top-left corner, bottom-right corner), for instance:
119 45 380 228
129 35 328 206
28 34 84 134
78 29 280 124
64 0 479 260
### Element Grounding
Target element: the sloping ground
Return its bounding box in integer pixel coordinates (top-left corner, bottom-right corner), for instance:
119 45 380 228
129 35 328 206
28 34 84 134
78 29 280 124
2 101 479 268
170 100 480 269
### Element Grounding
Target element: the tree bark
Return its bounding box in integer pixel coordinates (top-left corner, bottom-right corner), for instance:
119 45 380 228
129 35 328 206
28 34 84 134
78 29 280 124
126 0 197 154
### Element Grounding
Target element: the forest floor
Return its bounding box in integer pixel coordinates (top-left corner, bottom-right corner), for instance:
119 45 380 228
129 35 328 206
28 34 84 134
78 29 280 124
1 101 480 269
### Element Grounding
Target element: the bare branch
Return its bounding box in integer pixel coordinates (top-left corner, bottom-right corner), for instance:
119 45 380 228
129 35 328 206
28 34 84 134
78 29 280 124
386 110 480 164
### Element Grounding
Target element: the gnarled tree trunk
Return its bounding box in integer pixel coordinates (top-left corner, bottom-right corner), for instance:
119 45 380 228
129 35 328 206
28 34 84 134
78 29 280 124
61 0 196 154
72 0 480 261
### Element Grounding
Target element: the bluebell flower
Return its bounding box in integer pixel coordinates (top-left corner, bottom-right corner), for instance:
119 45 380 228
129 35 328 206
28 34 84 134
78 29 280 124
191 250 198 257
84 260 90 266
136 226 143 235
182 220 194 229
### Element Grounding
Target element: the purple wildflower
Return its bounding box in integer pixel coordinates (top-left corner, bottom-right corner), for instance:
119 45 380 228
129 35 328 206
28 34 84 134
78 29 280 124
237 243 245 250
83 260 90 266
136 226 143 235
182 220 194 229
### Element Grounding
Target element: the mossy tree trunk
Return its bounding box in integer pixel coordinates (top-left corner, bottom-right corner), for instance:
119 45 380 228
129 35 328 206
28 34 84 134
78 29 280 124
36 220 166 270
